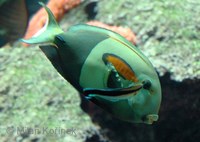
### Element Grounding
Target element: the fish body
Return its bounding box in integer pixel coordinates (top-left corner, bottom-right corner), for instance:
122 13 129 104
0 0 28 47
22 3 162 124
0 0 48 47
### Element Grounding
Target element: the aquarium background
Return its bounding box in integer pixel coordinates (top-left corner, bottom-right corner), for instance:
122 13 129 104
0 0 199 142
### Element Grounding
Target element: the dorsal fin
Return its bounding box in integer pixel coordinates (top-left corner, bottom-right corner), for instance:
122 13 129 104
21 2 63 44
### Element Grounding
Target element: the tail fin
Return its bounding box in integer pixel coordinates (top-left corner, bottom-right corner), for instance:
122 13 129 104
21 2 63 44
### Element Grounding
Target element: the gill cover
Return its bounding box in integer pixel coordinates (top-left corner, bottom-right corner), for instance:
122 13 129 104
21 2 162 124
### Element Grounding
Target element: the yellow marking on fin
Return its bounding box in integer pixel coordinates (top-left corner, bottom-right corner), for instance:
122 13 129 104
104 54 138 82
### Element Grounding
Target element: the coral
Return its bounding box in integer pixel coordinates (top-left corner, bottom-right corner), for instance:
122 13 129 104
87 21 137 45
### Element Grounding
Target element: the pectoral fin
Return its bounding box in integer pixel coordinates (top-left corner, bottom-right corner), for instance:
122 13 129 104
83 83 143 97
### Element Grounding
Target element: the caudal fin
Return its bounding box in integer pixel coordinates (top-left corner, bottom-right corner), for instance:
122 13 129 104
21 2 63 44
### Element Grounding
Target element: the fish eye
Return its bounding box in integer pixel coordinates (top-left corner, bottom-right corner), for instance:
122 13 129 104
142 80 151 90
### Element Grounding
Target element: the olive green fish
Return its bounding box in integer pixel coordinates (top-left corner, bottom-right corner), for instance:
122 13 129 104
22 2 162 124
0 0 29 47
